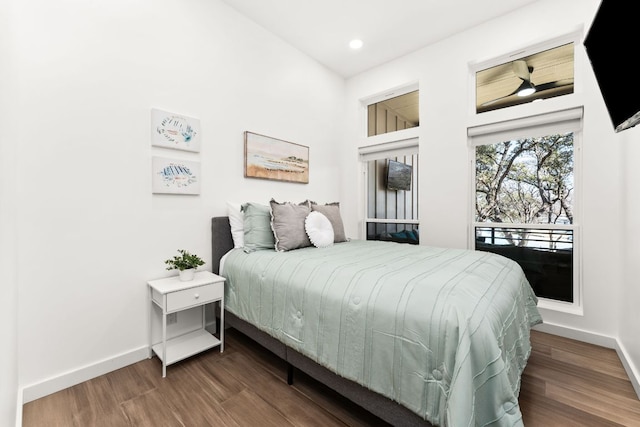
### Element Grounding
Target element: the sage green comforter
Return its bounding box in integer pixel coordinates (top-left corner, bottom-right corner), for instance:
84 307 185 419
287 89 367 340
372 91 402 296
221 240 542 426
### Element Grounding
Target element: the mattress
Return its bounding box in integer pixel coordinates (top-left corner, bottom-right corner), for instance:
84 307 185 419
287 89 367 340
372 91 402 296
221 239 542 426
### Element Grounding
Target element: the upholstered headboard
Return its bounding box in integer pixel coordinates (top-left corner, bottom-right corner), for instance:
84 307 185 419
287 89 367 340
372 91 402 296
211 216 234 275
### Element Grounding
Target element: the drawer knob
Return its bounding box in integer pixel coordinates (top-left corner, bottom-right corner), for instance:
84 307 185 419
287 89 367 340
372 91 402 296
194 293 200 299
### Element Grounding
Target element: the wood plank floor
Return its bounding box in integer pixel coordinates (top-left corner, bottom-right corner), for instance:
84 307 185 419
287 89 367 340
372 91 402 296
22 329 640 426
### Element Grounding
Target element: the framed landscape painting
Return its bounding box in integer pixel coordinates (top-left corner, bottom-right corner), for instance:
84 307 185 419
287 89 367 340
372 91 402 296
244 131 309 183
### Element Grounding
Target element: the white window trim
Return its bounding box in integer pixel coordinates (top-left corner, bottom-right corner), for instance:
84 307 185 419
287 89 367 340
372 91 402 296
468 30 582 77
361 81 419 110
366 218 420 225
468 107 583 315
358 138 419 162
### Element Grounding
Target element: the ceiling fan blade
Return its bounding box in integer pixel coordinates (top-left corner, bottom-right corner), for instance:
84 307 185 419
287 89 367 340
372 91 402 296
481 78 574 107
481 95 512 107
481 84 522 106
481 60 531 106
531 79 573 92
512 60 531 82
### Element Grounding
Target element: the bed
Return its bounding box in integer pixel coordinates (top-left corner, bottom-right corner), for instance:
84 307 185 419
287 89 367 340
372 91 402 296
211 215 542 426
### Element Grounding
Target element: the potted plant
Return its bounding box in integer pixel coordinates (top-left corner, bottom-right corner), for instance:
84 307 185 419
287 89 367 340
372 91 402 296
164 249 205 281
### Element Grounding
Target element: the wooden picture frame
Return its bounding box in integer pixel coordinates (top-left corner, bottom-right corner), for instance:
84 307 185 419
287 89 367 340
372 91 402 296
244 131 309 183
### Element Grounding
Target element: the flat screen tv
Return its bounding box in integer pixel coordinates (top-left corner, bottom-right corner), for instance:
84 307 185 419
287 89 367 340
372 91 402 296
584 0 640 133
387 160 412 191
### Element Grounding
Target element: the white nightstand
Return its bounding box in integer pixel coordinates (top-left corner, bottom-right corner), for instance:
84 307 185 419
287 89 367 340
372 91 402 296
148 270 225 377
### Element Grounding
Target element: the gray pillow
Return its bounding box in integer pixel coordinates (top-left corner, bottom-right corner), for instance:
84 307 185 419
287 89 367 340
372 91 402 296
310 202 347 243
270 199 312 251
241 202 275 253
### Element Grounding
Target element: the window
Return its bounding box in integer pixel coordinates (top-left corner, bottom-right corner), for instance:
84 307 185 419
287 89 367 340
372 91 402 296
362 85 420 243
365 152 419 244
367 90 418 136
469 108 582 308
359 138 419 244
475 42 574 114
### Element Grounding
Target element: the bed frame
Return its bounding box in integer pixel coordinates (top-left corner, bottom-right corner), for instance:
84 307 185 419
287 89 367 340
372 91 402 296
211 216 432 427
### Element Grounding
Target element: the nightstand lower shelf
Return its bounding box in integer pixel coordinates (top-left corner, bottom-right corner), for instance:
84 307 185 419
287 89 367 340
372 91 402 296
151 329 221 366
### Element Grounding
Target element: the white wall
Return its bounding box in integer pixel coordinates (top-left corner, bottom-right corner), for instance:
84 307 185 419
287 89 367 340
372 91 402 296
0 149 19 426
343 0 637 373
1 2 19 424
13 0 345 406
621 127 640 395
0 139 19 427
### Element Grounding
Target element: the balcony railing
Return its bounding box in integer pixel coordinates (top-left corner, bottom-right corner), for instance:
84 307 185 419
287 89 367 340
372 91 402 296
366 219 419 245
475 226 573 302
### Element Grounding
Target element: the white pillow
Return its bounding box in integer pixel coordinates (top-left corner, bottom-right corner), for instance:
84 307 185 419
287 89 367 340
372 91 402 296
305 211 334 248
227 201 244 248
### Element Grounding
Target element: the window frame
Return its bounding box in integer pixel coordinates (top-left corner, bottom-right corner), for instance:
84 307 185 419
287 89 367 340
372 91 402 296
468 107 583 315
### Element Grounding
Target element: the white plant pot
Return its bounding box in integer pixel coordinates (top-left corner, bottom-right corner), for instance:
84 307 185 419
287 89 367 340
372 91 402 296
179 268 195 281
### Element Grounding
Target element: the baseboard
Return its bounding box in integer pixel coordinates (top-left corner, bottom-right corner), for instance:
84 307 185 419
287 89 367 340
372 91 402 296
532 321 617 348
21 346 149 404
616 340 640 399
22 318 218 406
533 322 640 399
15 388 22 427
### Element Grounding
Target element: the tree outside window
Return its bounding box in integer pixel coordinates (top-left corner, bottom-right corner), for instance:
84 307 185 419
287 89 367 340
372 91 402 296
474 132 575 302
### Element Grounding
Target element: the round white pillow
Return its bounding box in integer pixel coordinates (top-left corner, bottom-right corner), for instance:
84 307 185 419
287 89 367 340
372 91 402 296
305 211 334 248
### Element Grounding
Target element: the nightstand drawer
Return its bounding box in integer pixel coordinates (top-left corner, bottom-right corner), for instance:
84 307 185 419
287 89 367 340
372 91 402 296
166 282 223 312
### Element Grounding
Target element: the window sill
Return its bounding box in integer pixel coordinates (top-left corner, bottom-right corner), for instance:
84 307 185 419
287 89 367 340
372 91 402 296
536 297 583 316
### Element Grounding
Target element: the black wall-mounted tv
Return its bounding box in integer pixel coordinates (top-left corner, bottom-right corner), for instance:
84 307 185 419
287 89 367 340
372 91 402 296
584 0 640 133
387 160 412 191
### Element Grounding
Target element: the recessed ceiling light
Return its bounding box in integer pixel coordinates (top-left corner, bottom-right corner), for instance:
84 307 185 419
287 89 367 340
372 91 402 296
349 39 363 50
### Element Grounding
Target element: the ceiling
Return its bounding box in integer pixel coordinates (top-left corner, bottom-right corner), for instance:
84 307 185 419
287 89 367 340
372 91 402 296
220 0 542 78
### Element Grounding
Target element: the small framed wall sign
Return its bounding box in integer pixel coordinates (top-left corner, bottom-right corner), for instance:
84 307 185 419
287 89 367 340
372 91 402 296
244 131 309 184
151 108 201 152
152 156 201 195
